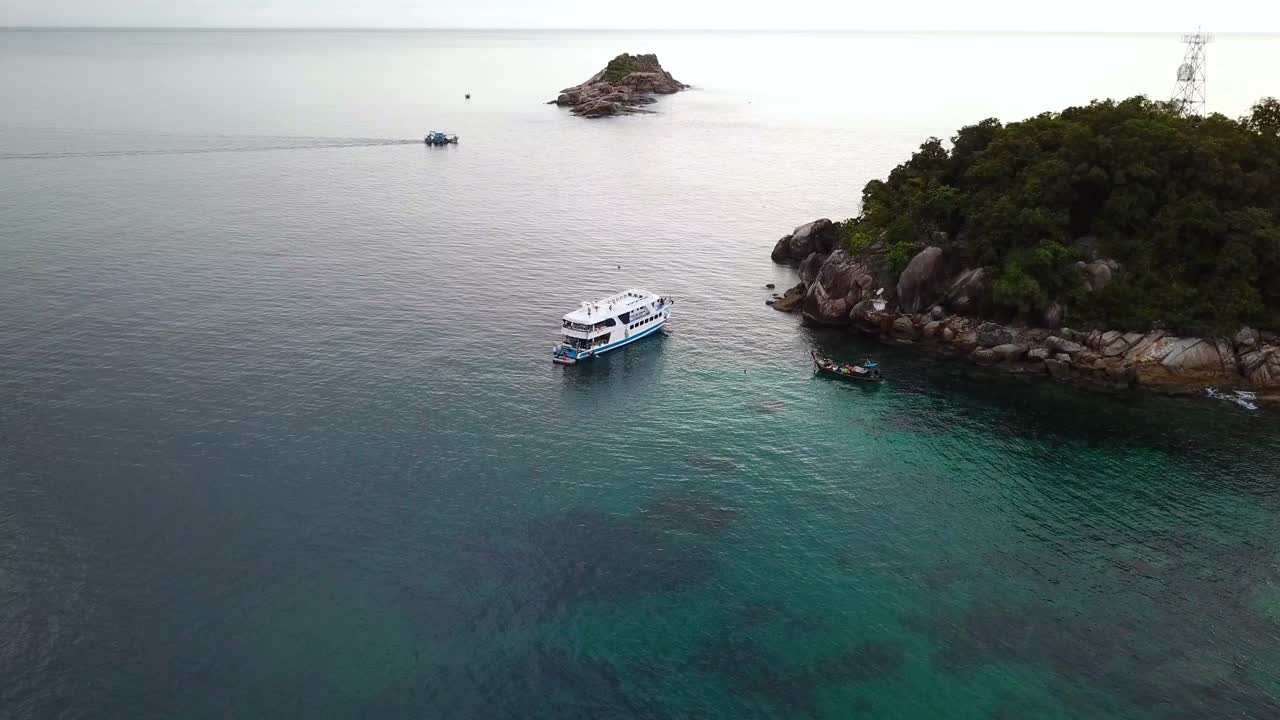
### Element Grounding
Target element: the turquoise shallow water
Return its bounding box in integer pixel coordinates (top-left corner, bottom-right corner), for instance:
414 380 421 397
3 29 1280 720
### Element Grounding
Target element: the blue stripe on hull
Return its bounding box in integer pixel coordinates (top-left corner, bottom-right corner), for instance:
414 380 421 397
593 319 664 355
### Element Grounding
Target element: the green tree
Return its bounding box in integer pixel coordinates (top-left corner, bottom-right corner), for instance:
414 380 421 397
839 95 1280 332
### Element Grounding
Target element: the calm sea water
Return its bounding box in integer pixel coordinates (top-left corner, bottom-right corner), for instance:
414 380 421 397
3 29 1280 719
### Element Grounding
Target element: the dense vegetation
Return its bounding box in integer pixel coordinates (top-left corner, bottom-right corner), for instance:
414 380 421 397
843 96 1280 333
601 55 638 84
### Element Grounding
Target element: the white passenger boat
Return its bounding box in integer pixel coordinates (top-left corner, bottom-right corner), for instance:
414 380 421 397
552 289 673 365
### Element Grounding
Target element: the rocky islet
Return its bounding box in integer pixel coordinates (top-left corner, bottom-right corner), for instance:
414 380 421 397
549 53 688 118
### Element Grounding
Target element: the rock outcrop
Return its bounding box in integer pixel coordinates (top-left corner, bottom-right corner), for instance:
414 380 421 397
768 217 1280 400
802 250 877 325
771 219 839 264
550 53 687 118
896 246 949 314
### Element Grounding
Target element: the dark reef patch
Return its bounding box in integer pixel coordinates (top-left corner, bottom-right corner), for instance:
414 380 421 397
520 508 718 610
917 527 1280 717
695 634 907 713
750 399 788 415
813 641 905 684
686 454 738 472
645 493 740 536
696 636 817 712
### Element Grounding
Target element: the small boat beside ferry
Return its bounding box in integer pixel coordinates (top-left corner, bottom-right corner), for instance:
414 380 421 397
812 352 882 383
553 289 673 365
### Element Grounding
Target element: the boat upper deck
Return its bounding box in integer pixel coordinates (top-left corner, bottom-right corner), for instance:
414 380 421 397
562 289 659 324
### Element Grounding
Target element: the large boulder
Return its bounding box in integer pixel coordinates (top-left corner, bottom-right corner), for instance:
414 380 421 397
1082 259 1119 292
786 219 838 259
618 71 684 94
574 99 623 117
896 246 949 314
976 322 1013 348
971 348 999 366
945 267 994 314
1125 335 1239 388
891 316 918 340
849 298 890 335
1234 327 1260 351
1045 335 1087 355
990 344 1027 362
1096 330 1136 358
801 250 879 325
798 252 828 286
771 235 793 264
1239 344 1280 388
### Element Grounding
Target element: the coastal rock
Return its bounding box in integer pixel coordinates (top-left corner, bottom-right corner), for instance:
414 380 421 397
990 344 1027 362
790 219 839 257
848 299 889 335
944 267 993 314
798 252 828 286
1097 330 1133 358
575 100 624 118
891 316 917 339
1234 327 1260 351
972 348 999 366
551 53 687 117
976 322 1012 348
1027 347 1051 362
1045 336 1086 355
1126 335 1238 388
1240 345 1280 387
941 327 957 342
929 305 945 321
771 283 806 313
1044 358 1072 379
802 250 877 325
771 235 793 264
1160 338 1226 372
922 320 944 338
1082 259 1118 292
896 246 949 314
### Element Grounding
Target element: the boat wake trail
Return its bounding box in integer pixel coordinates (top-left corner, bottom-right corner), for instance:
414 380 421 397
0 136 422 160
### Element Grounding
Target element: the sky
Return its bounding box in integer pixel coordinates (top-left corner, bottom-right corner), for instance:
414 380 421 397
1 0 1278 31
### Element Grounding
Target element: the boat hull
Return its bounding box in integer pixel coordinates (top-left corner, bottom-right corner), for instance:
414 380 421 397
812 353 882 383
553 308 670 364
815 366 882 383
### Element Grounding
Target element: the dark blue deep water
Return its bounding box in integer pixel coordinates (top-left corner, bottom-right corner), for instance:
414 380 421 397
3 29 1280 719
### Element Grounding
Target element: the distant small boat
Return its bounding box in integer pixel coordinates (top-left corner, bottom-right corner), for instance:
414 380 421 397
424 131 458 145
812 351 882 383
